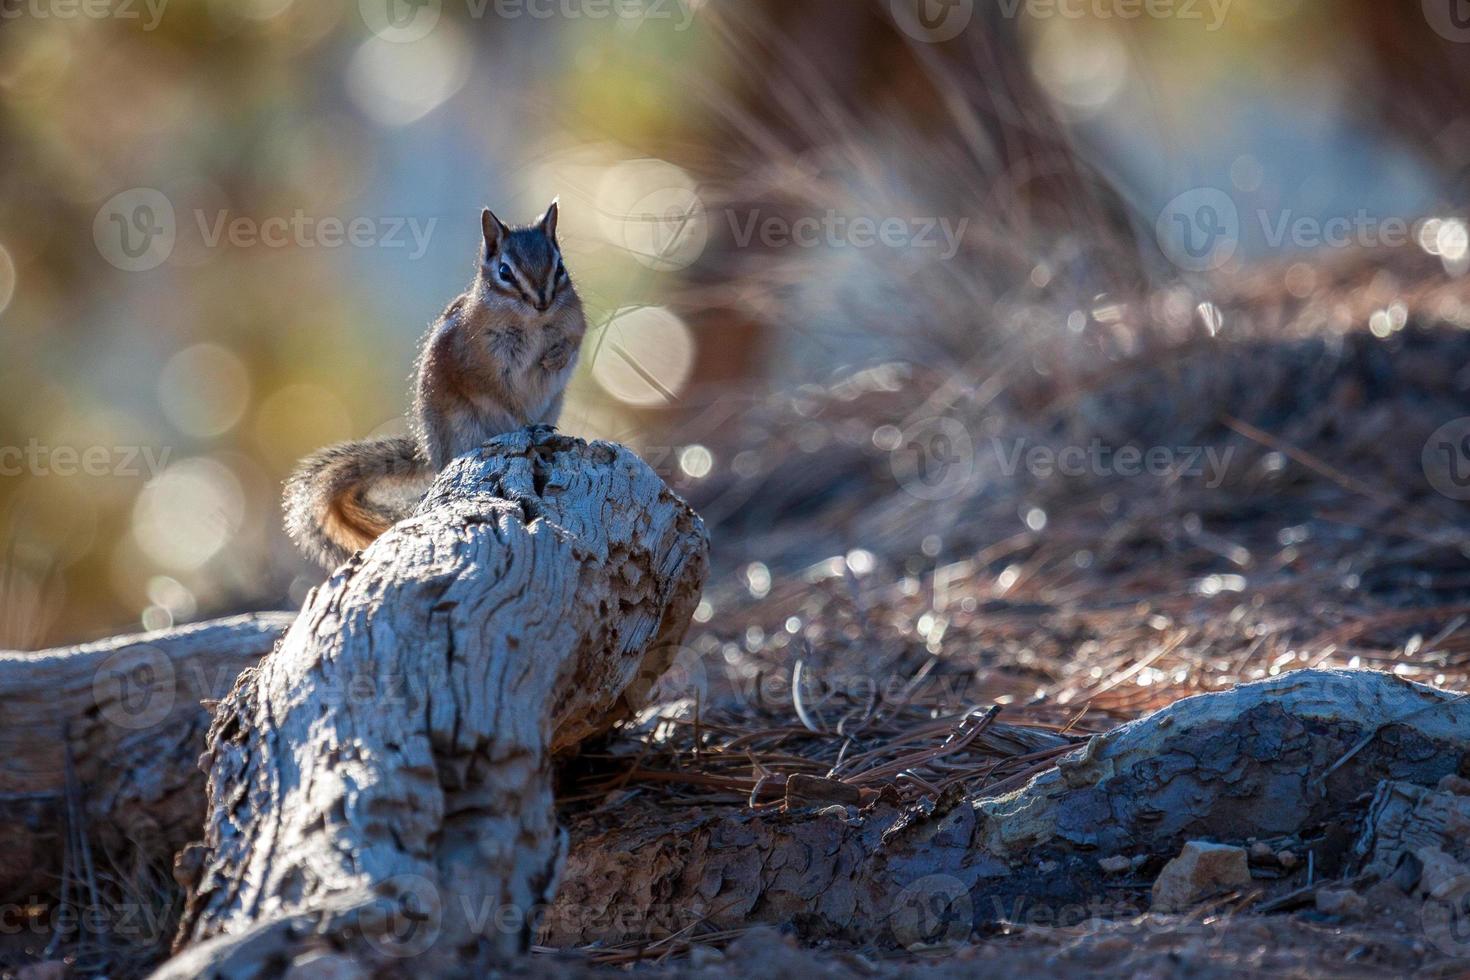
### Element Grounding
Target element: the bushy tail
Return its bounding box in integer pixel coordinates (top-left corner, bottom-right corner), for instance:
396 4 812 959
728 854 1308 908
283 436 429 570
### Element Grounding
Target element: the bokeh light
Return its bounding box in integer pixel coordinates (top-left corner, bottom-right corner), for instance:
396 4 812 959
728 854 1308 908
159 344 252 439
132 458 246 572
346 32 471 127
0 242 13 316
590 306 695 407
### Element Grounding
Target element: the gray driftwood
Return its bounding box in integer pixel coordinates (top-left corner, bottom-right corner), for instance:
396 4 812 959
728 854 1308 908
156 430 709 978
0 613 292 900
546 669 1470 948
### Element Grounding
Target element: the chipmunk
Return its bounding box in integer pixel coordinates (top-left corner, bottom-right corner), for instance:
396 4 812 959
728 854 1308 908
284 202 587 569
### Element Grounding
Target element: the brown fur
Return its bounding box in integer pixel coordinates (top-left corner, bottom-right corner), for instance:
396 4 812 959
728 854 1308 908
284 204 587 569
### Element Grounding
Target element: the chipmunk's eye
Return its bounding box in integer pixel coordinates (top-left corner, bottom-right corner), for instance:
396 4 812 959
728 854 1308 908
555 261 566 281
498 263 514 284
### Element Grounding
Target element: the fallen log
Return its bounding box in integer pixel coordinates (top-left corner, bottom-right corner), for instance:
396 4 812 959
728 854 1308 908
0 613 292 901
156 430 709 978
546 669 1470 948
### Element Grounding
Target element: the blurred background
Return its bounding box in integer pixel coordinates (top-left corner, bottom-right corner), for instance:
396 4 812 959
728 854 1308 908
2 0 1468 648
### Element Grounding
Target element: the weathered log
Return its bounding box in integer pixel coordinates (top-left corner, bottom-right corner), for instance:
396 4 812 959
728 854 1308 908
546 670 1470 948
0 613 293 901
157 430 709 978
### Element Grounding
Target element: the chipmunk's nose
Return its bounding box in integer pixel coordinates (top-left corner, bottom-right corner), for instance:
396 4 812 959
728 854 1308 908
534 292 550 312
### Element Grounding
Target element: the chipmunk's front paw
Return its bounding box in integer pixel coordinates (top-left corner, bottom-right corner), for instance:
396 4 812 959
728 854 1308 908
540 340 577 373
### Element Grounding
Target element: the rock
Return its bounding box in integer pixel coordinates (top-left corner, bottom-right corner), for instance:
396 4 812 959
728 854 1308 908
1316 888 1366 917
1249 842 1274 862
1437 774 1470 797
1099 855 1132 875
688 944 726 968
1151 842 1252 912
1278 850 1299 870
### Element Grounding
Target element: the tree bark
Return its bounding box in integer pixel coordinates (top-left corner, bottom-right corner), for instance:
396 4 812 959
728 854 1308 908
0 613 293 901
157 430 709 978
546 669 1470 948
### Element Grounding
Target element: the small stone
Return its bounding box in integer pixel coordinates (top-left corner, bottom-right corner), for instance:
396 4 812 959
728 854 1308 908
1099 855 1132 874
1437 774 1470 797
284 952 367 980
1249 842 1273 862
1151 841 1252 913
1278 850 1299 869
688 944 725 968
1315 888 1366 917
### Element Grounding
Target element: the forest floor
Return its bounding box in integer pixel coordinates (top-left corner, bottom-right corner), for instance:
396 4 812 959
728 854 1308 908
538 250 1470 977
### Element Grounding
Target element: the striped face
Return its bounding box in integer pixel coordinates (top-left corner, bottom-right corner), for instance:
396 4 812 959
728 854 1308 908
481 203 569 314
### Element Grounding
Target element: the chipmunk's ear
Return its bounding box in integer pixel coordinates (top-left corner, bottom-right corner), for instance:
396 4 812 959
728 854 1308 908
481 208 508 256
538 198 560 242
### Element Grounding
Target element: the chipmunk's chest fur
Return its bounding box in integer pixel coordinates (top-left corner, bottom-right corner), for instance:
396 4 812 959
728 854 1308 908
414 291 584 468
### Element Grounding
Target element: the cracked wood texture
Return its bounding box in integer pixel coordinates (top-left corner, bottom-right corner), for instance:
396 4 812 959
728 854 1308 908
0 613 292 901
546 670 1470 947
159 430 709 978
